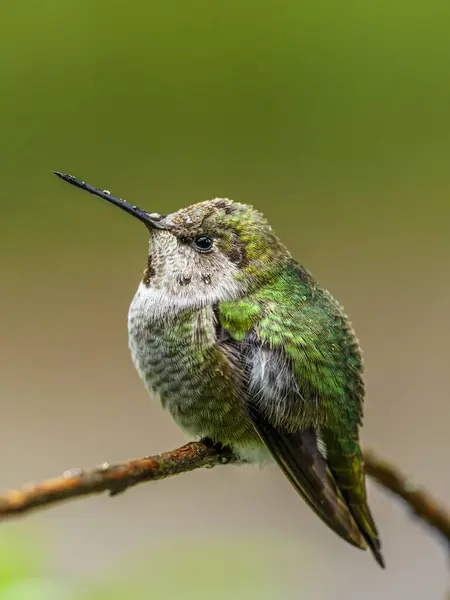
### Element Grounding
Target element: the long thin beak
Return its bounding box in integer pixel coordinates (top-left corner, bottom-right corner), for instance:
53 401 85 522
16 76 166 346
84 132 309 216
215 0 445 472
53 171 166 229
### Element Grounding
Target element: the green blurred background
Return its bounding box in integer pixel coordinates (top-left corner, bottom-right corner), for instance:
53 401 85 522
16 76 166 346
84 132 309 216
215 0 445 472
1 1 449 598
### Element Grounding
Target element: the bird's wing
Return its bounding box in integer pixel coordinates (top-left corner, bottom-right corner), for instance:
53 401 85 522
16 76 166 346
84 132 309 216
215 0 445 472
247 401 368 550
217 262 384 567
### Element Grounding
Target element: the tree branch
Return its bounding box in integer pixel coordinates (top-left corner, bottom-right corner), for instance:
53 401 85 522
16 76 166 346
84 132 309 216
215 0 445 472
0 441 238 518
0 441 449 551
364 450 450 543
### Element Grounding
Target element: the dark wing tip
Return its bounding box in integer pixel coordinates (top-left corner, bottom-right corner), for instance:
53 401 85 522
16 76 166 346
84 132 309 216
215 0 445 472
247 411 368 550
369 540 385 568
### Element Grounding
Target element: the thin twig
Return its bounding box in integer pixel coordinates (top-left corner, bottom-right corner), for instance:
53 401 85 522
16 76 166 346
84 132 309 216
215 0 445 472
0 441 238 519
0 442 448 553
364 450 450 543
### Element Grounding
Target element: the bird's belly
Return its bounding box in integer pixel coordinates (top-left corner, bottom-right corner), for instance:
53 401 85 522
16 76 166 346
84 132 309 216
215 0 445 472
128 313 260 449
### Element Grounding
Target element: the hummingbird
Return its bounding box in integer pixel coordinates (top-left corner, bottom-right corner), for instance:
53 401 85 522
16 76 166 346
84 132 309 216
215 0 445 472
54 171 384 567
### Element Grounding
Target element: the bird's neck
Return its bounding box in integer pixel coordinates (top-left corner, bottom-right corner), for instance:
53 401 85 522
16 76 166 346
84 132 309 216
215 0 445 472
129 280 242 323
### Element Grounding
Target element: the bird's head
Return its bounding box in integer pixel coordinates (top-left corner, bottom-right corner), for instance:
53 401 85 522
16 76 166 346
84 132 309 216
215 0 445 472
54 173 291 310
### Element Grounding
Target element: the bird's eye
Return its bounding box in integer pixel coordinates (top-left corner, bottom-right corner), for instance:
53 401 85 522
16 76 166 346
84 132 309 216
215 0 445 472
192 235 214 252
